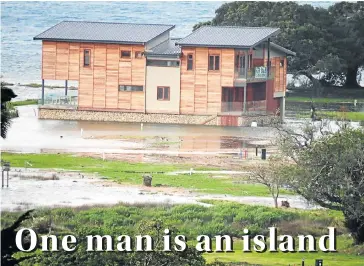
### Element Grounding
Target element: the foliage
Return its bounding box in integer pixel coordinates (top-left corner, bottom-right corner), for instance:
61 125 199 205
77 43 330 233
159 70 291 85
195 2 364 88
248 156 290 208
1 210 37 266
1 82 17 138
276 123 364 244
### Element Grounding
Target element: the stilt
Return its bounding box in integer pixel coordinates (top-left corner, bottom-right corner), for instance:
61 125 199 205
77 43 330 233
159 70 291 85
267 38 270 77
65 80 68 96
280 97 286 122
243 54 248 113
41 79 45 105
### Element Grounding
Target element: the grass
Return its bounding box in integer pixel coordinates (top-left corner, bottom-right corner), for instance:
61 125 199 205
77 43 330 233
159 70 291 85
1 152 292 197
10 99 38 106
2 202 362 265
296 111 364 121
286 96 364 104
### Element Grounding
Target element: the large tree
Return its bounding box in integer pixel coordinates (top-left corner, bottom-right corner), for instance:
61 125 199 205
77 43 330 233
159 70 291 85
1 82 17 138
277 122 364 245
194 1 364 88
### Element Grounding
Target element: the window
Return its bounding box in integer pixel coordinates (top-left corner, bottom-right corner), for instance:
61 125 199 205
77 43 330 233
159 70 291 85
248 54 253 68
119 85 143 92
120 50 131 59
157 86 170 101
187 54 193 70
280 59 284 67
84 49 90 66
208 55 220 71
135 51 143 59
146 60 180 67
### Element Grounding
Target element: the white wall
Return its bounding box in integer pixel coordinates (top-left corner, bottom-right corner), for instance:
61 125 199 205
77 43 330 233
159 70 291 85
145 66 180 114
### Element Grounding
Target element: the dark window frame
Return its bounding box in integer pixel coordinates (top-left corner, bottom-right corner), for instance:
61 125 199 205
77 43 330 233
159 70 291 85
119 85 144 92
146 60 180 67
120 50 131 59
187 54 194 71
208 54 220 71
280 59 284 67
83 49 91 67
157 86 170 101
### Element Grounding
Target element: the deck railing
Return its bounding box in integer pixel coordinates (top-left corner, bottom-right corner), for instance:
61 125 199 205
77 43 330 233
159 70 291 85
235 66 275 81
221 100 267 114
39 95 78 107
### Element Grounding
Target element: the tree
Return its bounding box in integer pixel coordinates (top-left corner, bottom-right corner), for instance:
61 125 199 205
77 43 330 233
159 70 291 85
1 210 37 266
276 121 364 244
248 156 289 208
194 1 364 89
1 82 17 138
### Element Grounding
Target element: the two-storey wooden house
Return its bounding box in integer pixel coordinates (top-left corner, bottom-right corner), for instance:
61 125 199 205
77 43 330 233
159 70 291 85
34 21 295 126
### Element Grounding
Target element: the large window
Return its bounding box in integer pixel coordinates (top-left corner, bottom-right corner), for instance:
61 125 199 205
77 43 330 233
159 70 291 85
84 49 91 66
208 55 220 71
187 54 193 70
146 60 180 67
157 86 170 101
119 85 143 92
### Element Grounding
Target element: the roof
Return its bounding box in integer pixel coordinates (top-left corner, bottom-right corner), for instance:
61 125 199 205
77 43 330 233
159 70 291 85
145 38 181 58
33 21 175 45
176 26 280 48
270 42 296 56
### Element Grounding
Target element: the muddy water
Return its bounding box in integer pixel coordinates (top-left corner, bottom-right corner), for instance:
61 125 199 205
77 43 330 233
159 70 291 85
1 105 277 153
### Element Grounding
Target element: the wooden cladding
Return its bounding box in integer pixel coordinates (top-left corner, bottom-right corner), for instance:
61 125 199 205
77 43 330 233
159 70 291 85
180 47 234 115
42 41 145 111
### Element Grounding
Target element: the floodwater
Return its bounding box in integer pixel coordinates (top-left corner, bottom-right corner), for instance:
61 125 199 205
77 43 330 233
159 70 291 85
1 168 315 211
0 105 277 154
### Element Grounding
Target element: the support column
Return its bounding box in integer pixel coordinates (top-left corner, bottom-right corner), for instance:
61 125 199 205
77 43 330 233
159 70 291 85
280 96 286 122
267 38 270 77
65 80 68 96
243 52 248 113
41 79 45 105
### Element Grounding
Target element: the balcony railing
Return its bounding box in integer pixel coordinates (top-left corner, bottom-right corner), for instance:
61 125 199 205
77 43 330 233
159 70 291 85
235 66 275 82
39 95 78 108
221 100 267 114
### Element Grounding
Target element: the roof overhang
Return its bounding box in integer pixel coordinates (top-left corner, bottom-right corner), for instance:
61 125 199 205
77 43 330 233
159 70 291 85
33 37 146 45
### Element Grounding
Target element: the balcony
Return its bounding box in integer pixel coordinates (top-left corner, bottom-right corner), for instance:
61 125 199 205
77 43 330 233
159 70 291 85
234 66 275 84
220 100 267 115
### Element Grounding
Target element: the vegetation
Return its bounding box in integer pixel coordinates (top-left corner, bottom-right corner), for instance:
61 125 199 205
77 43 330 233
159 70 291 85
277 124 364 244
1 82 17 138
8 99 38 107
195 2 364 91
1 152 294 197
286 96 364 104
1 202 363 265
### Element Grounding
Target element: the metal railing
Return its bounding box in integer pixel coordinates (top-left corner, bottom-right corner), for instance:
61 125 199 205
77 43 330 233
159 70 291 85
39 95 78 106
221 100 267 114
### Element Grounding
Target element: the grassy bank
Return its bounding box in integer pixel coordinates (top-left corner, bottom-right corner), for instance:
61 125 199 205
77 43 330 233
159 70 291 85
10 99 38 106
2 202 362 265
1 153 290 197
286 96 364 104
296 111 364 121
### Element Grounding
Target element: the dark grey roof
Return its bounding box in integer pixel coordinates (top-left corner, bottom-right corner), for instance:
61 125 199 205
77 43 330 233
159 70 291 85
34 21 175 45
176 26 280 48
146 38 181 57
270 42 296 56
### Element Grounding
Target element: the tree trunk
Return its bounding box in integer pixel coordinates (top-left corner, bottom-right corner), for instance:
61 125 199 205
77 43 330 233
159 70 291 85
345 66 361 88
273 197 278 208
344 215 364 245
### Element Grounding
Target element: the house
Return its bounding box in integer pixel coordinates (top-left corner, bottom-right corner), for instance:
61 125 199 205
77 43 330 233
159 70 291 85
34 21 295 126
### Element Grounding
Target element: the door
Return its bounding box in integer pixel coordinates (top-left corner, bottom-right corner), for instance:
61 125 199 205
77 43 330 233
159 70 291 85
222 87 234 112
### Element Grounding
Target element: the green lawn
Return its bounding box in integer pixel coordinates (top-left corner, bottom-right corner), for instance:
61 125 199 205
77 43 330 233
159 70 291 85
10 99 38 106
286 96 364 104
296 111 364 121
1 153 292 197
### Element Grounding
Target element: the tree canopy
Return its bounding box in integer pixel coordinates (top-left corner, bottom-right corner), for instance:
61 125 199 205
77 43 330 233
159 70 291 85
194 1 364 88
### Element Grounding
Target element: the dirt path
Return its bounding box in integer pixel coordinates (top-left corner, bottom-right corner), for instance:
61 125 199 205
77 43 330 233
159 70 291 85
1 168 317 212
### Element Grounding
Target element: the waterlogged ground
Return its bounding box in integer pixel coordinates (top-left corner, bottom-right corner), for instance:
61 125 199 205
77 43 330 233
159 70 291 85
1 168 314 212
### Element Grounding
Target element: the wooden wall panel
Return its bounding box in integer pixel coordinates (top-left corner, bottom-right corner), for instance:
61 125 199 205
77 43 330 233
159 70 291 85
131 46 145 86
180 48 195 114
118 91 131 109
194 48 208 114
207 74 221 113
105 44 119 109
221 49 234 87
42 41 57 80
131 92 144 111
56 42 69 80
78 43 94 108
93 44 107 108
69 43 80 80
